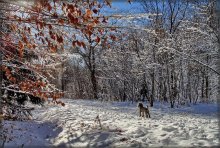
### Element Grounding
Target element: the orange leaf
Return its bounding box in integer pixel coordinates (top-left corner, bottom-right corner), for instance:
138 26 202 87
32 44 36 49
10 24 17 31
94 19 99 24
86 30 93 37
27 43 32 49
22 34 28 44
86 9 93 17
50 46 56 53
18 40 24 57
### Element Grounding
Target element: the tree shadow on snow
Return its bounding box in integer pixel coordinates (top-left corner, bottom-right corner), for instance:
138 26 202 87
3 119 63 147
57 130 115 148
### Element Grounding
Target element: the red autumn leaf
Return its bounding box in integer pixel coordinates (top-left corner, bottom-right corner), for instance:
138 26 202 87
76 41 81 47
110 35 116 41
47 3 52 12
22 34 28 44
50 34 55 40
48 24 52 30
81 42 86 49
58 19 64 25
98 29 103 34
18 17 21 22
95 36 100 43
38 22 44 29
67 4 74 13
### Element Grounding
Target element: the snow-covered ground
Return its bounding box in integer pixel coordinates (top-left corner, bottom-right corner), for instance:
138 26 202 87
3 99 219 147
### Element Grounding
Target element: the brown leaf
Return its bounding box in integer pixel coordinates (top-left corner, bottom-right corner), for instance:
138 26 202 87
93 9 98 14
53 12 58 18
57 35 63 44
18 40 24 57
72 41 76 47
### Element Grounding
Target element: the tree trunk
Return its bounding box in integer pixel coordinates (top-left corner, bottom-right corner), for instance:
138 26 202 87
187 68 192 103
0 8 5 146
91 69 98 99
150 72 155 107
89 46 98 100
0 48 4 147
201 72 205 102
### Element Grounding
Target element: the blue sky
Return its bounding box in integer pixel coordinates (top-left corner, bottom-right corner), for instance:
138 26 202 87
100 1 149 27
102 1 144 15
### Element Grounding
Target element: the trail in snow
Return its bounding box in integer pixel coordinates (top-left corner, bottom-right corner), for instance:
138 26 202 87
4 99 219 147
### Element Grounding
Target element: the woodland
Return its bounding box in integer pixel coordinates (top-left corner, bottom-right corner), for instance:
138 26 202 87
0 0 219 147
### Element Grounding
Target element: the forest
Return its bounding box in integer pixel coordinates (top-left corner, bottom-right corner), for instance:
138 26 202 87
0 0 219 147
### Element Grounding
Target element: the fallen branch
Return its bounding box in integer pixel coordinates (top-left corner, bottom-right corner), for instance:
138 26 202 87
94 115 102 129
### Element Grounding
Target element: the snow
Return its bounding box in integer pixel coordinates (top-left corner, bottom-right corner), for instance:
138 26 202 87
3 99 219 147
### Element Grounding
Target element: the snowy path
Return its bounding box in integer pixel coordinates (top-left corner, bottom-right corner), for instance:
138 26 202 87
4 99 219 147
